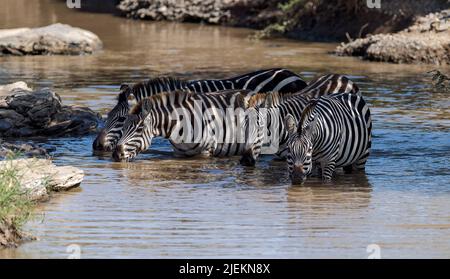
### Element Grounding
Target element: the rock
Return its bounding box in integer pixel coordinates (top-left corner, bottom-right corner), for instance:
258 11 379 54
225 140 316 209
0 159 84 201
0 82 32 95
0 23 103 56
335 9 450 64
117 0 240 24
0 82 102 137
0 141 50 159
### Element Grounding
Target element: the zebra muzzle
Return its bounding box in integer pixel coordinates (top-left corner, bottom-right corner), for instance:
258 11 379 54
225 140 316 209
291 165 307 184
112 145 126 162
93 130 108 151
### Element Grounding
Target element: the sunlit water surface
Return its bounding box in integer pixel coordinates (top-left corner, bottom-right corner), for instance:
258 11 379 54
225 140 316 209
0 0 449 258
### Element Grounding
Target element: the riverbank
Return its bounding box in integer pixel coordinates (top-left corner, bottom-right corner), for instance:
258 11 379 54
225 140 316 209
115 0 449 39
335 9 450 64
0 82 95 248
0 157 85 248
114 0 450 64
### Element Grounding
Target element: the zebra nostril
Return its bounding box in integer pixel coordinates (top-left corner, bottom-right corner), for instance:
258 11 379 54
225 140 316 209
293 164 304 175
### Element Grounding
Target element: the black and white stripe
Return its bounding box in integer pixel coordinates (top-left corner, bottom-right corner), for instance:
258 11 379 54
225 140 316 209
112 90 259 162
285 93 372 183
297 74 360 99
93 68 307 152
241 74 361 164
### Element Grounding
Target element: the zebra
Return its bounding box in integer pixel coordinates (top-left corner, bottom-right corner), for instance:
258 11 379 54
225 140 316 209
112 89 260 162
93 78 189 151
284 93 372 183
297 73 360 99
93 68 307 152
240 74 361 165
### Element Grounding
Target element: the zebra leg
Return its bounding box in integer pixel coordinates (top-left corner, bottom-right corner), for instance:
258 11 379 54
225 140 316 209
311 162 322 177
343 165 353 174
240 143 261 166
321 161 336 181
353 153 369 171
240 153 256 166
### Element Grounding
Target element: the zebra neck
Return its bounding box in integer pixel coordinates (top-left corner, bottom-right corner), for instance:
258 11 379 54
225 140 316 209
148 109 176 139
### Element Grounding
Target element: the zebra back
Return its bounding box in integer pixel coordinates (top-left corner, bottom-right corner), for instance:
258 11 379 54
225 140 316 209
129 77 191 102
298 74 360 99
187 68 307 94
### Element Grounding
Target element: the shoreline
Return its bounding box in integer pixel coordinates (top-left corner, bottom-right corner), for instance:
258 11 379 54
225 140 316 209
91 0 450 64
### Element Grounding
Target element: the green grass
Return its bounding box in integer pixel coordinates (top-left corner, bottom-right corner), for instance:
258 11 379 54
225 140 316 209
251 0 309 39
278 0 306 12
0 154 34 233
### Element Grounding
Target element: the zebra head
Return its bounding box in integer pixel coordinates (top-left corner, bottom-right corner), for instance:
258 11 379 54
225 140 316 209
112 99 154 162
93 84 131 152
285 114 317 184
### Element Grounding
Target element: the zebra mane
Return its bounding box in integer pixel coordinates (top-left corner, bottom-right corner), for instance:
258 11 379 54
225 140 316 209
129 90 195 115
248 92 296 108
299 99 319 132
116 84 132 102
131 76 188 96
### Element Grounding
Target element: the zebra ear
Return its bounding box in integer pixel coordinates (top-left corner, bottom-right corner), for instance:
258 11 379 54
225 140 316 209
118 83 132 102
284 114 298 136
120 83 131 92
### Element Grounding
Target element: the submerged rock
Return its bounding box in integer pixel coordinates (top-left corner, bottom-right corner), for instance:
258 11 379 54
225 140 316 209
0 158 84 201
0 82 101 138
0 23 103 56
335 10 450 64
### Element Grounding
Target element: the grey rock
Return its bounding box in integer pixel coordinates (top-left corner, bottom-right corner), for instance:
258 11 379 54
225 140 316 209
0 23 103 56
0 159 84 201
0 82 31 95
0 82 102 137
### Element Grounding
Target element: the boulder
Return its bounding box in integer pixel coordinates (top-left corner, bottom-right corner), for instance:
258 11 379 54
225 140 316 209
0 158 84 201
0 23 103 56
0 82 102 137
335 10 450 64
0 82 32 95
0 141 51 159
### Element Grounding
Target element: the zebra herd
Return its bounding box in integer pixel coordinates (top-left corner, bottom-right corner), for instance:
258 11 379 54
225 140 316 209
93 68 372 183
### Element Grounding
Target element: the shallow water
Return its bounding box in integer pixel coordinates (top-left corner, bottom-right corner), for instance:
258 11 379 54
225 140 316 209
0 0 449 258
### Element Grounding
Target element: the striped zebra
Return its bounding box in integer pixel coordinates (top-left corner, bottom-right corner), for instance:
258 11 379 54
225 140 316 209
240 74 360 165
297 73 360 99
93 78 190 152
284 93 372 183
93 68 307 151
112 89 258 162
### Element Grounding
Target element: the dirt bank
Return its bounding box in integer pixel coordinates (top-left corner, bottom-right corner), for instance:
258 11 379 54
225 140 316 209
0 158 84 248
116 0 450 40
335 9 450 64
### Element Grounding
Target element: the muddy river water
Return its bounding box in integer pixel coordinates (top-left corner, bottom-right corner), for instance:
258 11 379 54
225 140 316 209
0 0 449 258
